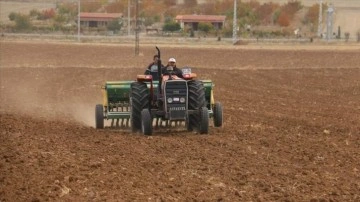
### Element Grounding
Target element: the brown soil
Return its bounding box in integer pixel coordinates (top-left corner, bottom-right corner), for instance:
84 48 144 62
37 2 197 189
1 41 360 201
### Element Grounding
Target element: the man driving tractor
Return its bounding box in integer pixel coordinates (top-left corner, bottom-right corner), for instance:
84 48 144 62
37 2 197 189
162 57 184 79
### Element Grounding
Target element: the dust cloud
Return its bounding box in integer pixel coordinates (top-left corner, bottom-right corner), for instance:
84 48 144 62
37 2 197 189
0 72 97 128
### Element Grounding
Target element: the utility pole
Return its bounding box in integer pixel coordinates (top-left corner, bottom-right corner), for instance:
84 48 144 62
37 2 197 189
326 4 334 41
232 0 237 44
317 0 323 38
77 0 80 42
128 0 130 36
135 0 139 56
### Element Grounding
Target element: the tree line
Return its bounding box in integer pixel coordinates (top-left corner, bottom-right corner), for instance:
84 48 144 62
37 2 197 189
2 0 327 38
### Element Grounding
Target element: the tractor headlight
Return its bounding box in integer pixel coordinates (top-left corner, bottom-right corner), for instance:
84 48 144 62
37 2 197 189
180 97 186 103
167 97 173 103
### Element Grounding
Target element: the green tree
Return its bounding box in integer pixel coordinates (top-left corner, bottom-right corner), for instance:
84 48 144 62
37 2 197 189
8 12 17 21
272 9 281 24
164 16 173 24
14 14 32 31
54 14 67 24
237 2 259 28
198 22 213 34
29 9 41 19
163 21 181 32
107 19 122 33
153 15 161 23
144 17 154 27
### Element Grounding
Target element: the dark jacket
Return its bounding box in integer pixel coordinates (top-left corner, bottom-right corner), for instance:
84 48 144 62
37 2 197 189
144 62 164 74
162 65 184 78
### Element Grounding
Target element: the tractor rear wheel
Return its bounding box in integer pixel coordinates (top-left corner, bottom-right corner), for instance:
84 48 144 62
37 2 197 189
141 109 152 135
188 80 206 132
199 107 209 134
95 104 104 129
130 82 150 133
213 102 223 127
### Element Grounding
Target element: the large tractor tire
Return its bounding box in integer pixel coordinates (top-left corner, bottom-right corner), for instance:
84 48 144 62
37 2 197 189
95 104 104 129
130 82 150 133
213 102 223 127
199 107 209 134
141 109 152 136
187 80 206 132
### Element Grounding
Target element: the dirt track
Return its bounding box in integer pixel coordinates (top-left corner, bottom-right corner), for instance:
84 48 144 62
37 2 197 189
1 41 360 201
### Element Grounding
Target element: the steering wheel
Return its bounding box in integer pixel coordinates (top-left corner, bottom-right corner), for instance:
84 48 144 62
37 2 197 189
163 70 174 76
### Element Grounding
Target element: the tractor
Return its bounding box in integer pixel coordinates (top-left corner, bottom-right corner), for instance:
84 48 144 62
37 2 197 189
95 47 223 135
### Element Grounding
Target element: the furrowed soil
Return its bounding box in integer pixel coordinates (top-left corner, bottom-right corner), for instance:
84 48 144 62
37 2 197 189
0 41 360 201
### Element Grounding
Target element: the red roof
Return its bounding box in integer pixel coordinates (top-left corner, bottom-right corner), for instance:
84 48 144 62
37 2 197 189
175 15 226 23
79 12 123 21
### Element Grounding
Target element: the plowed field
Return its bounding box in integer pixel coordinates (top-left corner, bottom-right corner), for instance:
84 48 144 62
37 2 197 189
1 41 360 201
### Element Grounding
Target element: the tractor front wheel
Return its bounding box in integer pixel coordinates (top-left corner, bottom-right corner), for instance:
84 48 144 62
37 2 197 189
95 104 104 129
141 109 152 135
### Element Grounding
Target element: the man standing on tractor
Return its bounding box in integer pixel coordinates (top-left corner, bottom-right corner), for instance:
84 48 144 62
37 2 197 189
144 54 164 74
162 57 184 78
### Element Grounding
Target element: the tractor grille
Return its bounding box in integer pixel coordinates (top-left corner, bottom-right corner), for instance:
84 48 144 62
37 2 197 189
164 80 187 97
164 80 188 120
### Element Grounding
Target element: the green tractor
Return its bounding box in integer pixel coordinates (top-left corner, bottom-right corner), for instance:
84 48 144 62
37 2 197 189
95 47 223 135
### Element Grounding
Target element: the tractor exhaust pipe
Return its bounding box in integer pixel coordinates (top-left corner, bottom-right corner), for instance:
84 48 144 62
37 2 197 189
156 46 162 94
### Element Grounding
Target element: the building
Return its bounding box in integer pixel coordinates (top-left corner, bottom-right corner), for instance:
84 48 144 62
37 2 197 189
175 15 226 31
79 12 123 28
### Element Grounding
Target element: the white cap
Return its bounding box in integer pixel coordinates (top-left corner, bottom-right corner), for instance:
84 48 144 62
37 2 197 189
168 58 176 63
